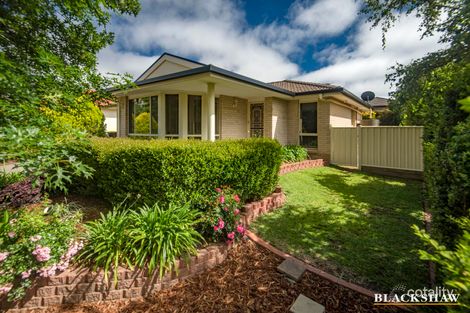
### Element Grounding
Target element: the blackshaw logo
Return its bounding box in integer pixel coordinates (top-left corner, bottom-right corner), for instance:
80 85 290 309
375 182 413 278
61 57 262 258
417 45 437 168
374 284 461 307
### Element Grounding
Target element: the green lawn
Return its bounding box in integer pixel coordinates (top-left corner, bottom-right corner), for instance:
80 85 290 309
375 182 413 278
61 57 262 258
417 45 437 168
251 166 428 292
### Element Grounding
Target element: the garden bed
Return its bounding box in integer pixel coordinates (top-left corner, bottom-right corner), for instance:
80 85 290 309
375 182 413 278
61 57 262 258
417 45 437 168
29 240 400 313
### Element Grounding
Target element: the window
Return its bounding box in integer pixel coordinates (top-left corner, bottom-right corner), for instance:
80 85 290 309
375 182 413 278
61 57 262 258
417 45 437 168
188 95 202 139
165 94 179 137
299 102 318 148
128 96 158 135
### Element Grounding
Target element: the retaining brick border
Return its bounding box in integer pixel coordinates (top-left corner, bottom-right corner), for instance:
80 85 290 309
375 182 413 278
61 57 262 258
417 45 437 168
241 188 286 226
245 230 378 298
279 159 325 175
3 244 229 312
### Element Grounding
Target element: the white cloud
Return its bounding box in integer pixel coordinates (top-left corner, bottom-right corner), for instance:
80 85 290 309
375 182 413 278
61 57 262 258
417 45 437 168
292 0 360 36
98 0 444 97
296 14 445 97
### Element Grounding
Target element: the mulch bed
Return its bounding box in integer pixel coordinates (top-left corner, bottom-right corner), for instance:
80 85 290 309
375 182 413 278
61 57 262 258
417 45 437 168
39 240 400 313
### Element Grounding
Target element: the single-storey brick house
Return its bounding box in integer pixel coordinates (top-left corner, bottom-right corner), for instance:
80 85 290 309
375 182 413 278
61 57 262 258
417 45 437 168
112 53 369 160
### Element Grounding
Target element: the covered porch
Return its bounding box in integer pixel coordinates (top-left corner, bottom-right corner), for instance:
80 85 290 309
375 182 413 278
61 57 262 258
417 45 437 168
114 71 294 143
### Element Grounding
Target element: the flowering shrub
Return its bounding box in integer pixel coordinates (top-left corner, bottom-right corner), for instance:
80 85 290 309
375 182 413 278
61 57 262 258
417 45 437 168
0 203 82 301
202 187 245 245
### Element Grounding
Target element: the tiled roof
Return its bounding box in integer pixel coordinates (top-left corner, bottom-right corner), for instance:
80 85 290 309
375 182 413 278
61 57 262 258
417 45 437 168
269 80 341 94
369 97 389 108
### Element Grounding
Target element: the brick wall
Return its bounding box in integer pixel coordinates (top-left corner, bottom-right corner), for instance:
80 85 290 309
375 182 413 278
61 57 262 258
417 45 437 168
117 96 128 137
241 188 286 226
271 98 288 145
316 100 331 161
220 95 248 139
263 98 273 139
279 159 325 175
3 244 229 312
287 100 299 145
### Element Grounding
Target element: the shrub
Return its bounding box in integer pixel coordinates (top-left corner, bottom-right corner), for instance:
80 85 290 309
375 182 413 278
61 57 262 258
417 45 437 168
129 203 203 277
0 204 82 301
281 145 308 163
0 171 24 190
413 220 470 311
78 203 203 282
201 187 245 244
77 209 132 283
41 95 106 136
83 138 282 207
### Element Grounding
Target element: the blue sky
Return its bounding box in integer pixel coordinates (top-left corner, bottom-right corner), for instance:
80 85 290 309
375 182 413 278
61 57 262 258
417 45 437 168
98 0 443 97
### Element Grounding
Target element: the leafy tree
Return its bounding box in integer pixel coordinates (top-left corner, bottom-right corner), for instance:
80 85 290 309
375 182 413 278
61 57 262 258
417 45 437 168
0 0 139 192
361 0 470 246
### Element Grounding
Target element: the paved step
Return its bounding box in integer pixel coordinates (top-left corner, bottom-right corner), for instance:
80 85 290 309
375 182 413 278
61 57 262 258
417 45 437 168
290 294 325 313
277 258 306 282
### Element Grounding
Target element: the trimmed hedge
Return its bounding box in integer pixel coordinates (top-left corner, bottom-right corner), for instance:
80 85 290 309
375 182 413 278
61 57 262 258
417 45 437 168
281 145 308 163
85 138 282 208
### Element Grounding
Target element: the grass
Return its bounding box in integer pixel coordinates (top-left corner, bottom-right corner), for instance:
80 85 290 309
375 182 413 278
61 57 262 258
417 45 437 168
251 166 428 292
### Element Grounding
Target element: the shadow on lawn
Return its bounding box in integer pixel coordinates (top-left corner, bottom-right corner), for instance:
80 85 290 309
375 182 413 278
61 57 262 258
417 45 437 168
252 168 428 292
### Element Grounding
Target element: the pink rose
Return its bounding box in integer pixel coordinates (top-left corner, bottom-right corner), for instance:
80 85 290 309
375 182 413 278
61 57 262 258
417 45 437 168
227 232 235 240
32 245 51 262
21 270 32 279
218 219 225 229
8 231 15 238
0 285 12 295
215 187 222 193
213 225 219 232
236 224 245 234
30 235 42 242
234 209 240 216
233 194 240 203
0 252 9 262
219 196 225 204
223 207 228 211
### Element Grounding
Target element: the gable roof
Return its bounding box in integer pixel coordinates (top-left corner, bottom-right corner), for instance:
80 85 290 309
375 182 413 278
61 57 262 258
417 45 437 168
135 52 206 82
116 52 368 108
269 80 342 94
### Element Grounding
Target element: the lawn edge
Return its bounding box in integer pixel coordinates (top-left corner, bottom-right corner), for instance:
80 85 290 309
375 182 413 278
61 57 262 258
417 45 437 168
245 230 378 298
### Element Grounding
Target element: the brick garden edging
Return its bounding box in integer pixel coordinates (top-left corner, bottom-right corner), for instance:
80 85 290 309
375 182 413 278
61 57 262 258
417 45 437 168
3 244 229 312
241 188 286 226
279 159 325 175
245 230 378 298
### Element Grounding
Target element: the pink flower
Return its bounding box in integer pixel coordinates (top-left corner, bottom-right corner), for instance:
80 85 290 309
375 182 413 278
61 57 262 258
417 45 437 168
217 219 225 229
236 224 245 234
0 252 9 262
32 245 51 262
8 231 15 238
219 196 225 204
21 270 32 279
227 232 235 240
223 207 228 211
30 235 42 242
0 285 12 295
233 194 240 203
233 209 240 216
215 187 222 193
226 239 234 245
213 225 219 232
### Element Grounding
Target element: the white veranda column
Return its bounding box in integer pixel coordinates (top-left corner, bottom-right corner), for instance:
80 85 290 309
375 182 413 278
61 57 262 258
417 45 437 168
207 83 216 142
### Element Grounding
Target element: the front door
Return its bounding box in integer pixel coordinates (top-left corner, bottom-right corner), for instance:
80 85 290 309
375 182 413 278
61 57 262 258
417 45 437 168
250 103 264 137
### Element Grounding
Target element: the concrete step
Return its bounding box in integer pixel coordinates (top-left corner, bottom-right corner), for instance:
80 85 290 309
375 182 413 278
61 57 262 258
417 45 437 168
290 294 325 313
277 258 306 282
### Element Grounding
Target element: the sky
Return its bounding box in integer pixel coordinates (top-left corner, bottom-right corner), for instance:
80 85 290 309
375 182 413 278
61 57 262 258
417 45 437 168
97 0 444 97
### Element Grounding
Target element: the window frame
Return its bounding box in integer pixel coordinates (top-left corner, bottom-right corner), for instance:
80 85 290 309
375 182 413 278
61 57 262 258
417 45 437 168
128 96 158 136
299 102 318 148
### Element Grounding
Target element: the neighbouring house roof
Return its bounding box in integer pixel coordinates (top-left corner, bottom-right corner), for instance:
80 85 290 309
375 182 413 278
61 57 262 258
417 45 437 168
113 52 369 108
269 80 341 94
369 96 389 108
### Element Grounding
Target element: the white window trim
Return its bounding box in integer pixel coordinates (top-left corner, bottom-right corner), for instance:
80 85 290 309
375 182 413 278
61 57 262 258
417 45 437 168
128 96 159 136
